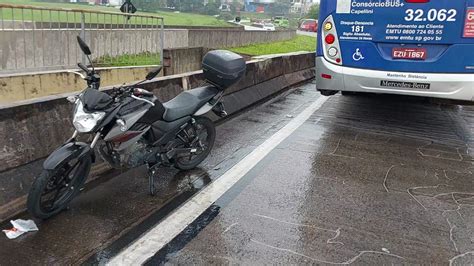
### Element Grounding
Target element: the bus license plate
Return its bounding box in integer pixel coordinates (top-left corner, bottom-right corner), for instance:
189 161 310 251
392 48 427 60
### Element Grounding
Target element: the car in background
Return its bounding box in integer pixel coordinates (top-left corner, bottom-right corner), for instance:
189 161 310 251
264 23 276 31
272 16 289 28
251 22 276 31
299 19 318 32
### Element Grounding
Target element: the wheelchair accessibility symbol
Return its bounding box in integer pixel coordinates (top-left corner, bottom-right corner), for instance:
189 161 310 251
352 48 365 61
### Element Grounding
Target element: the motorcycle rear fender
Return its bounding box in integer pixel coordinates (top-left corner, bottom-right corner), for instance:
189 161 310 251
43 142 93 170
194 102 214 116
194 90 223 116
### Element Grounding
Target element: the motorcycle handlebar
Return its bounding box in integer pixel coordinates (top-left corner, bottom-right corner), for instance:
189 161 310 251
111 85 132 97
78 63 90 74
111 86 153 102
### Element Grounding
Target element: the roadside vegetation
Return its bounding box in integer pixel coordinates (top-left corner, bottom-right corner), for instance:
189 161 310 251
306 4 320 20
229 35 316 56
92 35 316 67
94 35 316 67
0 0 231 27
94 53 160 67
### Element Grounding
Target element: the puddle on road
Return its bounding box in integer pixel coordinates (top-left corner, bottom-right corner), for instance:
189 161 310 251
0 166 213 265
83 168 212 265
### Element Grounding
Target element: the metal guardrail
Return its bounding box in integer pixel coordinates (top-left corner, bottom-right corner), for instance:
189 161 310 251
0 3 164 74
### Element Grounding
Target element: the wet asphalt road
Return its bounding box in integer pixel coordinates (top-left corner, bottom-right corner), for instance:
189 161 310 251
1 83 474 265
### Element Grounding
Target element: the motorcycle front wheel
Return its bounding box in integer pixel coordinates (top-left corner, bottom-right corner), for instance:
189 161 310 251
27 155 91 219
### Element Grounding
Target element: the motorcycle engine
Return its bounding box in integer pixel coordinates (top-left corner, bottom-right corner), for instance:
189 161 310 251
99 140 157 169
119 142 153 168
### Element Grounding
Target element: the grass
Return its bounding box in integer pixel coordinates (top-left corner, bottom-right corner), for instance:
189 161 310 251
96 35 316 67
0 0 231 27
229 35 316 56
94 52 160 67
93 35 315 67
239 11 272 20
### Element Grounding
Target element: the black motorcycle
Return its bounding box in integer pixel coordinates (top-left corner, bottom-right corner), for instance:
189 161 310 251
27 36 246 219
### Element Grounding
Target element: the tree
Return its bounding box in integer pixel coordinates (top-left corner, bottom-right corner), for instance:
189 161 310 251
269 0 291 16
167 0 204 12
230 0 243 15
306 4 319 19
166 0 183 9
204 0 221 15
134 0 165 12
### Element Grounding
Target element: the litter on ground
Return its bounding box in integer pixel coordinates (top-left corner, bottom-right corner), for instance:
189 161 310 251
2 219 38 239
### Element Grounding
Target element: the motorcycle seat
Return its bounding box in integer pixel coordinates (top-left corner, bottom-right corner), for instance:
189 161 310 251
162 85 219 121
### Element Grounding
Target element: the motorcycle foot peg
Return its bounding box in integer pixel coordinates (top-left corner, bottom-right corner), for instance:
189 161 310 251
219 110 228 117
212 102 227 118
165 150 175 160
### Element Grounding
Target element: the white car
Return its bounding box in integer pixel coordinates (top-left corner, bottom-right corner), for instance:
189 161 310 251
263 23 276 31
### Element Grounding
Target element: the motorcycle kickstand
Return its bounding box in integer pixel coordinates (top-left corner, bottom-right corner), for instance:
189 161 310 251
147 164 158 196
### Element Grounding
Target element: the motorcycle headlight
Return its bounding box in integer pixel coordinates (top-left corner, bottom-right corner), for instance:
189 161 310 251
73 101 106 133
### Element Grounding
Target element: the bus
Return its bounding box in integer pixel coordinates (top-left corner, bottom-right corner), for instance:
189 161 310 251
316 0 474 101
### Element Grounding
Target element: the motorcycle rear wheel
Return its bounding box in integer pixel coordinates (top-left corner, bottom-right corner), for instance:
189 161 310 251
175 117 216 170
27 155 91 219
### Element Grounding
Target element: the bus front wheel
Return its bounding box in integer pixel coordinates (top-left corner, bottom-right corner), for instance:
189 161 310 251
341 91 357 96
319 90 338 96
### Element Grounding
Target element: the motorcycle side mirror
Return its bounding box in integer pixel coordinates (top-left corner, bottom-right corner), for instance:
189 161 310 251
146 66 162 80
77 36 92 55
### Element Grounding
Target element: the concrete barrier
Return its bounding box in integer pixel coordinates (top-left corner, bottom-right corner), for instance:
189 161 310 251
0 66 161 103
28 22 245 31
0 52 315 222
187 29 295 48
163 47 207 76
0 29 187 73
0 28 295 72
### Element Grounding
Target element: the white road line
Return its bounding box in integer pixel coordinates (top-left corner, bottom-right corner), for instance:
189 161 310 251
108 96 329 265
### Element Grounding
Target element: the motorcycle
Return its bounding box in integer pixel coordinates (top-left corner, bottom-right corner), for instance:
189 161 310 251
27 36 246 219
